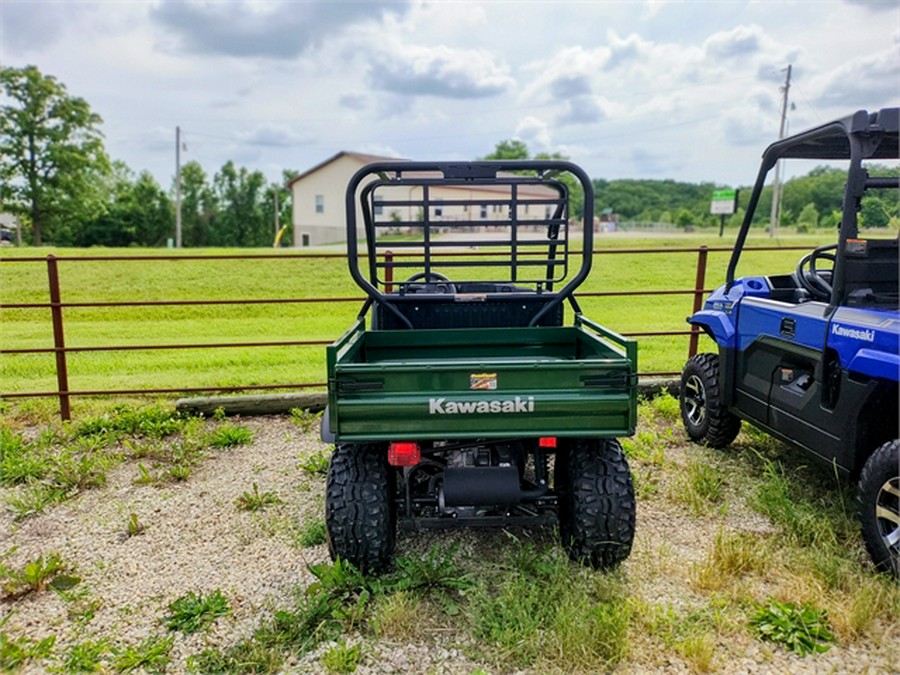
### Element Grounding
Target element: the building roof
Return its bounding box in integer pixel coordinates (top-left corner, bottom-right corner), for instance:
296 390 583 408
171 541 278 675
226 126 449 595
286 151 405 187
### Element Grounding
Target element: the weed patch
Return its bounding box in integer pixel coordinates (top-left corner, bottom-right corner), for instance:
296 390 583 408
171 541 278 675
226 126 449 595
0 630 55 672
321 640 362 673
0 404 242 517
300 447 331 476
750 599 834 656
60 638 110 673
209 421 254 448
165 590 231 634
0 552 75 598
111 635 173 673
236 483 283 512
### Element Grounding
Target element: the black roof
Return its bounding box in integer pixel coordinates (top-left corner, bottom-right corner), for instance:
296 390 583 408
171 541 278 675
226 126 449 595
761 107 899 167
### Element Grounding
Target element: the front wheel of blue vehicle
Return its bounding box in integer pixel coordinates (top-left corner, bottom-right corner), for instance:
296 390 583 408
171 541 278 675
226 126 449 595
325 442 396 574
858 439 899 578
556 438 636 569
680 353 741 449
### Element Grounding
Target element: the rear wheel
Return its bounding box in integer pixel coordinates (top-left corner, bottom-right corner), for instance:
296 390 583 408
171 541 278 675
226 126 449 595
325 442 396 573
858 439 899 577
680 353 741 449
556 438 636 569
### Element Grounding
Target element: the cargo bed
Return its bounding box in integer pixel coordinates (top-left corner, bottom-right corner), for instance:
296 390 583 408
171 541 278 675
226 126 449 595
327 315 637 441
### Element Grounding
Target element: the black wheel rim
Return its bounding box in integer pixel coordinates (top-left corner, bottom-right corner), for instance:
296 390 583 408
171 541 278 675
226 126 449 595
683 374 707 427
875 475 900 568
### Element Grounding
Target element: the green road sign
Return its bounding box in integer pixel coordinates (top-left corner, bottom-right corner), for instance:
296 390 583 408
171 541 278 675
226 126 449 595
712 189 736 201
710 188 738 216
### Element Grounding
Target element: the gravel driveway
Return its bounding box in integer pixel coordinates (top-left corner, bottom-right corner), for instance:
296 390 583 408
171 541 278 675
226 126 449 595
1 415 897 673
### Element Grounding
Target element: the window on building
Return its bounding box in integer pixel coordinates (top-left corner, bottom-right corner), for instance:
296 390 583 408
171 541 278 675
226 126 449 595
434 200 443 218
480 204 488 219
315 195 324 214
301 233 311 247
374 197 384 216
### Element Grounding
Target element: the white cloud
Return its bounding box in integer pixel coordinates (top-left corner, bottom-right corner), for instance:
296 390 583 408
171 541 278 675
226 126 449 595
366 41 514 99
703 25 765 60
605 31 653 71
810 45 900 108
149 0 413 59
515 116 552 150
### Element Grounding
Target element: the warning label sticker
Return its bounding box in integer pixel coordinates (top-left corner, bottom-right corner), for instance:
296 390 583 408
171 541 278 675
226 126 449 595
469 373 498 390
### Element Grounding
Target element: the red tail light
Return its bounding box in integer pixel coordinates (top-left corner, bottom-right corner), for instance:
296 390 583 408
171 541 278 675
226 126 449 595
538 436 557 449
388 442 421 467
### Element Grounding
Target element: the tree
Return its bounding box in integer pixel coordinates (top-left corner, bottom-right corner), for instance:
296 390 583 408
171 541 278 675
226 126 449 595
860 197 891 229
211 161 269 246
675 209 694 229
0 65 109 246
72 163 173 247
179 161 217 247
796 203 819 232
482 140 586 220
482 139 529 160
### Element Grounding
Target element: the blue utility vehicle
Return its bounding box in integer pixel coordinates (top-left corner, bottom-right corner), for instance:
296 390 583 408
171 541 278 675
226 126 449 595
680 109 899 575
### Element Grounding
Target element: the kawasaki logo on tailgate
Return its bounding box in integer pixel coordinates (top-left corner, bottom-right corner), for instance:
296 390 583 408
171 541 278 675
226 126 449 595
429 396 535 415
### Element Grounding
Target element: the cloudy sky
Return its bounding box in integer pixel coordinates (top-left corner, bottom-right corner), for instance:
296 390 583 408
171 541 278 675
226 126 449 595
2 0 898 189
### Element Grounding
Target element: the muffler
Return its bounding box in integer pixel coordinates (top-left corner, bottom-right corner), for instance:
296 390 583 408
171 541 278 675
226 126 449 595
441 466 546 506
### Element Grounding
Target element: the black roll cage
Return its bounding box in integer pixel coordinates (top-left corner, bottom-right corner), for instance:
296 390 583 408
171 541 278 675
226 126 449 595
344 160 595 329
726 107 899 305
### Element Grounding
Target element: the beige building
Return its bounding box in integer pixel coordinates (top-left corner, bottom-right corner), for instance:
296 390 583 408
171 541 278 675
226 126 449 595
287 151 561 248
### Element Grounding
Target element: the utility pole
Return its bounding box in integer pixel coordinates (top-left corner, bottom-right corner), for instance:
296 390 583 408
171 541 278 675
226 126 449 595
175 126 183 248
769 64 792 238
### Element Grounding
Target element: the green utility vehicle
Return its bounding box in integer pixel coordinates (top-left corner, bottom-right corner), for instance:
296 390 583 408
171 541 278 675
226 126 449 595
322 160 637 572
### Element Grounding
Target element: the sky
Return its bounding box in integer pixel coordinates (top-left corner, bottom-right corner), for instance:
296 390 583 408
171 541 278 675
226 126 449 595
1 0 898 190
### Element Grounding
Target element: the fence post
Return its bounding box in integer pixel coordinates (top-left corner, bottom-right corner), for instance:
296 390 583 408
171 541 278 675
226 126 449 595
384 250 394 294
688 245 709 360
47 255 71 421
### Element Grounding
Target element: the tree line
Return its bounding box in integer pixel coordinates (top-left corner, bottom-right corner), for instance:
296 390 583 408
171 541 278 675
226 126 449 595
596 165 899 231
2 65 897 248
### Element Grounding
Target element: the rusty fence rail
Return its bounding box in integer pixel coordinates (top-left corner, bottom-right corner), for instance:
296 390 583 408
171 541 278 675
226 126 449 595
0 246 805 420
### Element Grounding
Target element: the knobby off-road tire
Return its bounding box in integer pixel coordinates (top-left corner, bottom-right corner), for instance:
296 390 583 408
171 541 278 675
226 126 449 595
556 438 636 569
325 443 396 574
858 439 899 577
680 353 741 449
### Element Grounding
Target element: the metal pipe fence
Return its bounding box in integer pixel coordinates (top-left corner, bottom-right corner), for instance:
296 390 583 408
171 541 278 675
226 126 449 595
0 246 804 420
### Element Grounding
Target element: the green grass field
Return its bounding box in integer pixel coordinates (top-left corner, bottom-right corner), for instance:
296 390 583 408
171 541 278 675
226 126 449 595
0 231 839 417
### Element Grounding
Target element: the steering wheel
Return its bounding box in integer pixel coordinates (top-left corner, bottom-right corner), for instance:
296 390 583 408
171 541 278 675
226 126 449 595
796 243 837 301
400 271 457 295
